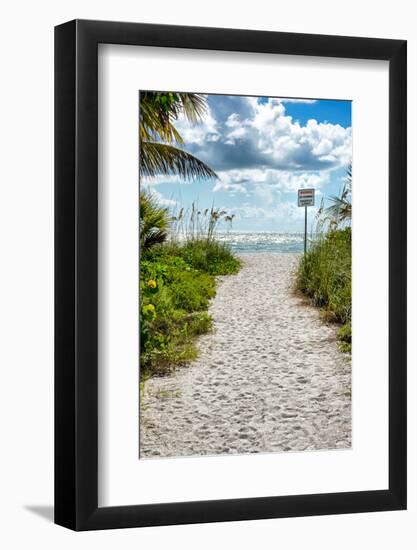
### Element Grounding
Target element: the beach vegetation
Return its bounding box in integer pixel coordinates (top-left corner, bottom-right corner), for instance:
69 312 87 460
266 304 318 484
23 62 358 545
297 227 351 352
140 199 241 377
140 190 170 251
297 166 352 352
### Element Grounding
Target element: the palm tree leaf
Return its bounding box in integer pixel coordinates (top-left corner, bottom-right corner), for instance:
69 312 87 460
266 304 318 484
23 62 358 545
139 191 170 251
140 99 184 145
176 93 207 122
140 141 218 180
140 92 207 144
323 163 352 226
143 228 168 249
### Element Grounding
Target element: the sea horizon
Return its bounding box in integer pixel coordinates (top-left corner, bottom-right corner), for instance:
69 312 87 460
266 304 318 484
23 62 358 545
215 231 305 254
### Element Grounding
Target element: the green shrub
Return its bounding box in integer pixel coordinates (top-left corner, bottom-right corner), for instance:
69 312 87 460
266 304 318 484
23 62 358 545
178 239 241 275
169 270 215 311
140 237 240 377
149 238 241 276
297 228 351 352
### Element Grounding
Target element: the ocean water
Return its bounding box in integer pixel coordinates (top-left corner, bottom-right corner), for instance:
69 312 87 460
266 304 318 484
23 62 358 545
215 232 304 254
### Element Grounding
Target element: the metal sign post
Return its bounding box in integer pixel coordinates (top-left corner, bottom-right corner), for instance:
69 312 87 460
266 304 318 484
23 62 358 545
298 188 315 255
304 205 307 255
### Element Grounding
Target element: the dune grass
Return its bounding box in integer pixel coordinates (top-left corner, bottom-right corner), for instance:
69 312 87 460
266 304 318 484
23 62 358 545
296 227 351 352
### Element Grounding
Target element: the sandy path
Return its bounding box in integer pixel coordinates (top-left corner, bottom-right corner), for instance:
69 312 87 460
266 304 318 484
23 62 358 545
140 253 351 458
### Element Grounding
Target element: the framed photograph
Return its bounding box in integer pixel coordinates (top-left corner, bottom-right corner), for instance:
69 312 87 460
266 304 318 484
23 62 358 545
55 19 406 530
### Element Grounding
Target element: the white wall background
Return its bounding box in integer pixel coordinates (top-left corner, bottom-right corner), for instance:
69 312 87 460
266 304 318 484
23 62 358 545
0 1 415 548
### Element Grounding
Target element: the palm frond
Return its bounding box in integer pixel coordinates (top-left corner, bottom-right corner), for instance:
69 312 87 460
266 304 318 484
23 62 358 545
139 191 171 251
140 98 183 145
140 92 207 144
324 163 352 226
143 228 168 249
176 93 207 122
140 141 218 180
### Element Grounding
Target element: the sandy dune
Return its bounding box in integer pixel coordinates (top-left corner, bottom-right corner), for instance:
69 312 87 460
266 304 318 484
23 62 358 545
140 253 351 458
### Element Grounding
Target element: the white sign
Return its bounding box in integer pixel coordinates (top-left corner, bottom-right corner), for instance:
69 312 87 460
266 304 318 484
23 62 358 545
298 188 315 207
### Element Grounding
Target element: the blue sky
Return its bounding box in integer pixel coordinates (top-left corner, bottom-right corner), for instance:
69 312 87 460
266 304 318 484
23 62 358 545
142 94 352 232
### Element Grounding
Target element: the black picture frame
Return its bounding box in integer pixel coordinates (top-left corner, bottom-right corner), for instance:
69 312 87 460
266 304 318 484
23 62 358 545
55 19 407 531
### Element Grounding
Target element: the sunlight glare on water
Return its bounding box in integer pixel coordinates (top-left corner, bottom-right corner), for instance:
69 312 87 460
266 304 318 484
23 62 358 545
215 232 305 254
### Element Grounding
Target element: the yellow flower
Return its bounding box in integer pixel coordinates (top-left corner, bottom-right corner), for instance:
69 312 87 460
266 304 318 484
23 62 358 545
147 279 157 289
146 303 155 311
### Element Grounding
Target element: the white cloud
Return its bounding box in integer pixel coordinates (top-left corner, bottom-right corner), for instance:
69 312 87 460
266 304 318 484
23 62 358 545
144 95 351 215
229 205 268 219
212 180 247 194
216 168 329 194
164 95 351 175
240 98 351 170
174 105 219 145
278 98 317 104
244 96 260 111
147 188 177 207
250 99 286 132
225 113 241 128
141 174 185 185
225 126 248 144
230 201 316 222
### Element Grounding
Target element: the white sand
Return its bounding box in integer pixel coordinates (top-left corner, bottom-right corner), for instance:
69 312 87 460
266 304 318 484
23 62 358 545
140 253 351 458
